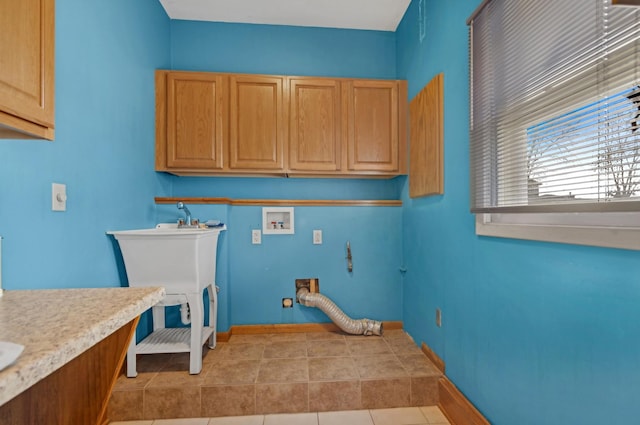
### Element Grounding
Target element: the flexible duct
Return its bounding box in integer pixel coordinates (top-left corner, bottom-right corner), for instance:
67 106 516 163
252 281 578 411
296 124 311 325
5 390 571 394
296 287 383 336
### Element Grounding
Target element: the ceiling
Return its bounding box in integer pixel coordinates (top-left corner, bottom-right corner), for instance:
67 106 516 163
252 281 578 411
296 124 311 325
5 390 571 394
158 0 412 32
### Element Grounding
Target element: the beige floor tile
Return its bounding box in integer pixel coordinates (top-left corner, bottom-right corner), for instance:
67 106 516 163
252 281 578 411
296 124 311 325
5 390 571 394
108 389 144 421
203 359 260 384
270 333 306 342
396 355 441 377
354 355 407 379
153 419 210 425
113 372 158 390
410 377 439 407
201 384 256 417
256 358 308 383
263 341 307 358
202 344 227 366
361 378 411 409
306 332 345 341
135 353 174 372
347 339 393 356
146 370 206 388
218 343 265 359
263 412 318 425
318 410 374 425
419 406 450 424
207 415 265 425
369 407 428 425
309 380 361 412
143 386 201 420
308 356 358 381
307 340 350 357
386 338 423 355
255 382 309 414
382 330 411 340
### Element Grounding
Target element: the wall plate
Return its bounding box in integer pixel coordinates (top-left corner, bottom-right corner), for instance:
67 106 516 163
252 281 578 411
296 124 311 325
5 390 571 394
262 207 294 234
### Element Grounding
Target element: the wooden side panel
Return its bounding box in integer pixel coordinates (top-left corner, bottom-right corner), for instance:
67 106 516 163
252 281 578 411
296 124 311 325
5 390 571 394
409 73 444 198
438 377 491 425
0 319 138 425
0 0 54 138
166 72 226 170
155 71 168 171
229 75 285 170
397 80 409 174
346 80 400 172
289 78 342 171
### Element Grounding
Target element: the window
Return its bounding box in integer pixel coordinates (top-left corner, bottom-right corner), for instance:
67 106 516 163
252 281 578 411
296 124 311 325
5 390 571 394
468 0 640 250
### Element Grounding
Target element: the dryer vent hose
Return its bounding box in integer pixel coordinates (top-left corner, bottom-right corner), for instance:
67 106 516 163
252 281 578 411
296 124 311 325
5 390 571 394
296 287 383 336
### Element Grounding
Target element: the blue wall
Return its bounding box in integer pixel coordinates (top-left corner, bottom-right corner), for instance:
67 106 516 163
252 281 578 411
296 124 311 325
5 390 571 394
164 20 407 330
0 0 170 290
3 3 637 423
170 20 397 78
396 1 640 424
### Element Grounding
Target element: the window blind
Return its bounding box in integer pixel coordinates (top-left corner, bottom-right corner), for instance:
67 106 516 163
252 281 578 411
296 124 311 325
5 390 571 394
469 0 640 213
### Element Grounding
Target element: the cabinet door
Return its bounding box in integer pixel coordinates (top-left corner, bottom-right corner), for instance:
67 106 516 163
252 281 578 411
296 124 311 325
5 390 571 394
0 0 54 139
344 80 400 172
165 72 225 169
289 78 342 172
229 75 285 171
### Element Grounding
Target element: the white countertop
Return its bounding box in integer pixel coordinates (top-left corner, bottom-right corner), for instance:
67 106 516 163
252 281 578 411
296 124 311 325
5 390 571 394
0 286 165 406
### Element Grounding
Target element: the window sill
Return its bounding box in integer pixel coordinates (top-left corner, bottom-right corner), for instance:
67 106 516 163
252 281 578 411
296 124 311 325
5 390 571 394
475 214 640 251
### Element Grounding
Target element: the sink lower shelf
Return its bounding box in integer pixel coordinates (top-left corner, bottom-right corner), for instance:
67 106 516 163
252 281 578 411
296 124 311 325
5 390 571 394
135 327 215 354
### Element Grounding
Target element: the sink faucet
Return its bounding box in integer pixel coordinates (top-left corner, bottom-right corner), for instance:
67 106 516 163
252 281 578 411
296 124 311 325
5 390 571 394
177 201 197 228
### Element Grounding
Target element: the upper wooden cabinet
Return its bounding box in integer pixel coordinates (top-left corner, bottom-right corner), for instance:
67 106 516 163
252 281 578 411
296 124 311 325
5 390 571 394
155 70 407 177
0 0 55 140
345 80 404 173
229 75 285 171
289 78 342 172
164 72 226 170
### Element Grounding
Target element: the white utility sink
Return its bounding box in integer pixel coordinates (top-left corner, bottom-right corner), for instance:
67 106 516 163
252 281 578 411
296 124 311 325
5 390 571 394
107 223 226 375
107 223 225 294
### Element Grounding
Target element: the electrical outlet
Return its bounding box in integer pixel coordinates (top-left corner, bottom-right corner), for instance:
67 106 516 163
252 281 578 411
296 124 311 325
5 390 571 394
282 298 293 308
435 308 442 327
313 229 322 244
252 229 261 244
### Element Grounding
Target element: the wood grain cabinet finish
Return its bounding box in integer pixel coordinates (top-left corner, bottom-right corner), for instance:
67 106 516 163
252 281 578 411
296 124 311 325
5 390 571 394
155 70 407 177
165 72 226 170
344 80 406 173
289 78 342 172
229 75 286 171
0 0 55 140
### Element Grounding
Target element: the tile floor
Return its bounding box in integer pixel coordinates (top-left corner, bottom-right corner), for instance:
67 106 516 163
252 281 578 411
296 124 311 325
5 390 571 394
108 330 443 422
110 406 451 425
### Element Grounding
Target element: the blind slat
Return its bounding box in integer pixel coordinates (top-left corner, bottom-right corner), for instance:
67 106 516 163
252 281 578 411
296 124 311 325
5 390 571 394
470 0 640 212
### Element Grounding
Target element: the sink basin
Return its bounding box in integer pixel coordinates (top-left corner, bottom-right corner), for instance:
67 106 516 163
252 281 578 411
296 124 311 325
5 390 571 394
108 223 226 376
107 224 226 294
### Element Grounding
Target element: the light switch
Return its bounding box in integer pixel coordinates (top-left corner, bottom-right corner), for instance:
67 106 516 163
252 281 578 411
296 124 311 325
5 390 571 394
313 230 322 245
52 183 67 211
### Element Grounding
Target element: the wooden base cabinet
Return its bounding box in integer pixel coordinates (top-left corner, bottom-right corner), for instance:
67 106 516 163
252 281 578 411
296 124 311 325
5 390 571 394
156 70 407 177
0 0 55 140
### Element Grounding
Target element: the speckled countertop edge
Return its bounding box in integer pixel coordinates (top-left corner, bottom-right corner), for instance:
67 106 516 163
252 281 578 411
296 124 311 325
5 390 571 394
0 287 165 406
